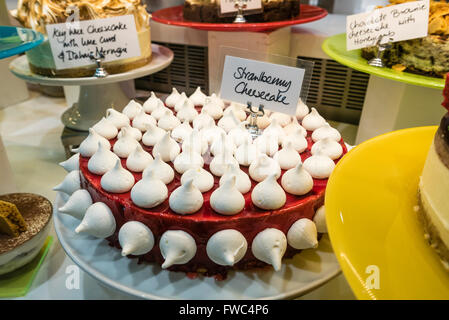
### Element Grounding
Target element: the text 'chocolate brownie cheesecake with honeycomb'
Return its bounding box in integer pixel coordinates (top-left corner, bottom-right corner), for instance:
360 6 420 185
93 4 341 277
54 87 347 279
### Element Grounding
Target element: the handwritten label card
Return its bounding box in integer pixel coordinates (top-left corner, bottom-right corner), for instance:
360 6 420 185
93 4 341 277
220 56 304 115
220 0 262 14
346 0 429 50
46 15 141 70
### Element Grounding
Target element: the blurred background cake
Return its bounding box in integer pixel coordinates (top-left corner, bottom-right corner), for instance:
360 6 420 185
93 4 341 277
12 0 152 77
362 0 449 78
183 0 300 23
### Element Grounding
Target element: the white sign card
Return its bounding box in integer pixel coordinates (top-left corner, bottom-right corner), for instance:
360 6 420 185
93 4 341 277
346 0 429 51
46 15 141 70
220 0 262 14
220 56 304 116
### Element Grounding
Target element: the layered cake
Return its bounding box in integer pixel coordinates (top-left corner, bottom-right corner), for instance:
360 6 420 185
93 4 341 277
54 88 347 279
418 76 449 269
183 0 300 23
13 0 152 77
0 193 52 275
362 0 449 78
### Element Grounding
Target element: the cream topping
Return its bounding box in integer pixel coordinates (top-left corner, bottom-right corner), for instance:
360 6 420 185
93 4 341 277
100 159 135 193
152 132 181 162
92 117 118 140
206 229 248 266
59 153 79 172
119 221 155 256
210 175 245 215
273 141 302 170
287 218 318 250
248 154 281 182
142 123 166 147
281 163 313 196
160 230 197 269
301 107 326 131
142 153 174 184
219 163 251 194
122 100 143 121
251 228 287 271
180 167 214 193
58 189 92 220
88 142 119 175
75 202 116 239
169 179 204 215
131 170 168 208
126 144 153 173
251 174 286 210
53 170 81 196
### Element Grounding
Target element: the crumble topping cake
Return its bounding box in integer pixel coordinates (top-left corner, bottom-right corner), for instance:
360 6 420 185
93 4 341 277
418 75 449 269
12 0 152 77
54 87 347 279
183 0 300 23
362 0 449 78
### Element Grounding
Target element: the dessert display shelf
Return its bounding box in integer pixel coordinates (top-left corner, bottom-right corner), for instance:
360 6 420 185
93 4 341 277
9 44 174 132
151 4 327 32
322 33 447 144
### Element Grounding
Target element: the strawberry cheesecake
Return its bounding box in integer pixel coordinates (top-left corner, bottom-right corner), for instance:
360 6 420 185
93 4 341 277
54 87 347 279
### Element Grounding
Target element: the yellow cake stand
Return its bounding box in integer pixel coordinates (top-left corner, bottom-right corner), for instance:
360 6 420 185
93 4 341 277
325 126 449 300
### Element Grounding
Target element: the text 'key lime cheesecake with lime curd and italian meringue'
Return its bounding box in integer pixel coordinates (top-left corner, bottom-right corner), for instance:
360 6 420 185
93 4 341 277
419 74 449 269
54 88 348 280
12 0 152 77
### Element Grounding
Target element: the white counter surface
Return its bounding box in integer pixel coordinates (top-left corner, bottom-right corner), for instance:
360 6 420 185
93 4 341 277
0 91 355 300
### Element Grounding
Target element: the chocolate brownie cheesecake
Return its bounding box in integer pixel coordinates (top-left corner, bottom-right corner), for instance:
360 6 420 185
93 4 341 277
183 0 300 23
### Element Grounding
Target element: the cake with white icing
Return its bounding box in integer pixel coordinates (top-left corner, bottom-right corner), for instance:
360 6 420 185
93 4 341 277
54 87 347 279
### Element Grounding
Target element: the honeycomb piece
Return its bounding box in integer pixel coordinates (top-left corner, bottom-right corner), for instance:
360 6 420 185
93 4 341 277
0 200 27 237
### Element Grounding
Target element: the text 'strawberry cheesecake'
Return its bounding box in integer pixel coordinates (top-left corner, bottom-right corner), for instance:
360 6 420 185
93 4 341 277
55 87 347 279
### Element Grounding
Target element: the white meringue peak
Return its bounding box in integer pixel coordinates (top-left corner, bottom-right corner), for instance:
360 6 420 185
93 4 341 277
59 153 79 172
92 117 118 140
132 110 156 132
219 163 251 194
78 128 111 158
254 134 279 157
118 124 142 141
203 98 223 120
251 228 287 271
301 107 326 131
189 86 207 106
273 141 302 170
209 93 225 109
283 129 308 153
58 189 92 220
228 122 252 147
131 170 168 208
106 108 129 129
158 110 181 131
175 93 194 112
311 123 341 142
101 159 135 193
165 87 182 108
201 121 226 145
113 127 139 158
176 101 199 124
143 92 162 113
151 101 172 121
314 206 327 233
283 117 306 136
88 142 119 175
311 138 343 160
247 113 271 130
248 154 281 182
269 112 291 127
296 98 310 121
171 120 193 142
281 162 314 196
152 132 181 162
210 132 236 156
126 144 153 172
193 109 214 131
225 102 247 121
53 170 81 195
251 174 286 210
142 123 166 147
217 110 240 133
119 221 155 256
206 229 247 266
211 175 245 215
142 153 174 184
302 152 335 179
169 179 204 215
160 230 197 269
181 167 214 193
209 149 239 177
75 202 116 239
262 118 285 143
182 129 208 155
235 139 259 167
122 100 143 120
173 146 204 174
287 218 318 250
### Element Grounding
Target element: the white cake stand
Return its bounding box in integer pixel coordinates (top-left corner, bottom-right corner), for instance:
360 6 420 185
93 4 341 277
9 44 174 131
